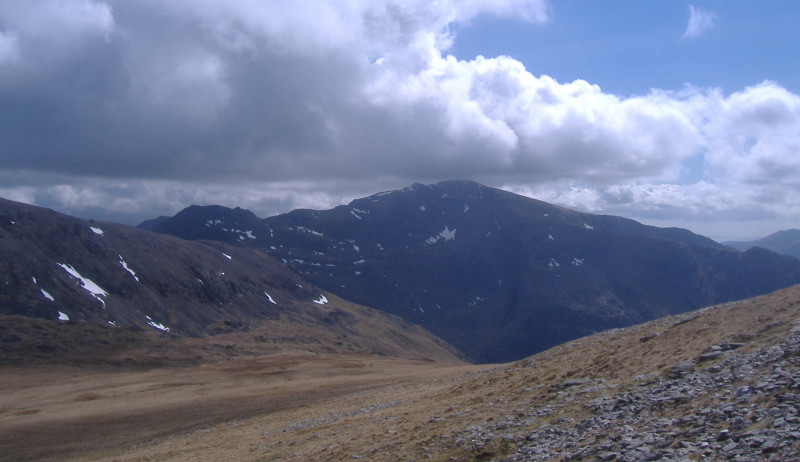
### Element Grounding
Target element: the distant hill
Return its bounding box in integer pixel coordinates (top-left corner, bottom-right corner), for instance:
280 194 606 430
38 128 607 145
0 197 463 363
143 180 800 363
724 229 800 259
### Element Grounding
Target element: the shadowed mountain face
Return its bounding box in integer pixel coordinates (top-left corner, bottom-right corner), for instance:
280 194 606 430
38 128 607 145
0 198 464 363
725 229 800 259
145 181 800 363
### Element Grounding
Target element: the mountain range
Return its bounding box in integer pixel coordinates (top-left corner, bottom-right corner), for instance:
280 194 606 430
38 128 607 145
141 180 800 363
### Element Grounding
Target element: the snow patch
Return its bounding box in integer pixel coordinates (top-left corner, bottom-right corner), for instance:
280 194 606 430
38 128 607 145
350 210 363 220
354 259 365 264
222 253 232 260
420 205 426 211
572 258 585 266
145 316 170 332
464 204 470 213
58 311 69 321
548 259 560 268
57 263 107 306
243 230 256 239
313 294 328 305
32 277 37 284
119 256 139 282
288 259 321 267
265 292 276 304
89 226 104 235
297 226 323 237
41 289 54 301
426 227 456 245
584 223 594 230
353 245 360 252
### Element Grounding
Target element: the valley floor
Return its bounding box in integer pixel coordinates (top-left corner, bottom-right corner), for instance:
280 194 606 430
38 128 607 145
0 353 486 462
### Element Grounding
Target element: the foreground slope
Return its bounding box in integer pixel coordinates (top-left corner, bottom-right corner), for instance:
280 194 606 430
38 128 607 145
5 285 799 461
0 197 462 363
146 180 800 363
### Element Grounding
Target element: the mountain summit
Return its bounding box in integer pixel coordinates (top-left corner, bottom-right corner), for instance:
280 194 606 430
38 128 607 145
146 180 800 362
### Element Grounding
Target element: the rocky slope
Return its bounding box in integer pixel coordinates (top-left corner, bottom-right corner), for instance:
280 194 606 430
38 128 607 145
456 289 800 461
0 197 463 363
145 180 800 363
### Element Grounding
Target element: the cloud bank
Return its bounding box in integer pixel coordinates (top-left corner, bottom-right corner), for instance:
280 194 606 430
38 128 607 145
0 0 798 240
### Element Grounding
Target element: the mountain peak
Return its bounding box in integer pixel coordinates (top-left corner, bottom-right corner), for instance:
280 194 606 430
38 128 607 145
143 181 800 363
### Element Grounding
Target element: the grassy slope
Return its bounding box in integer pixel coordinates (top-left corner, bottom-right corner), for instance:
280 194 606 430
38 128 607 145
2 284 800 461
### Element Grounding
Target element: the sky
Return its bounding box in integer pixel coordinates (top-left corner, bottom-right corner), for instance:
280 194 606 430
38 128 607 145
1 1 799 241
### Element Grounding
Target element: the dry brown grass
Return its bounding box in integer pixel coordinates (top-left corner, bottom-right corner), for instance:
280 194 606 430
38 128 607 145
3 285 800 461
0 353 481 461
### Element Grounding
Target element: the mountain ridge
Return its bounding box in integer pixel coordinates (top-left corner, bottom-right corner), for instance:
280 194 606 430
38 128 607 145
725 228 800 259
0 197 464 363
